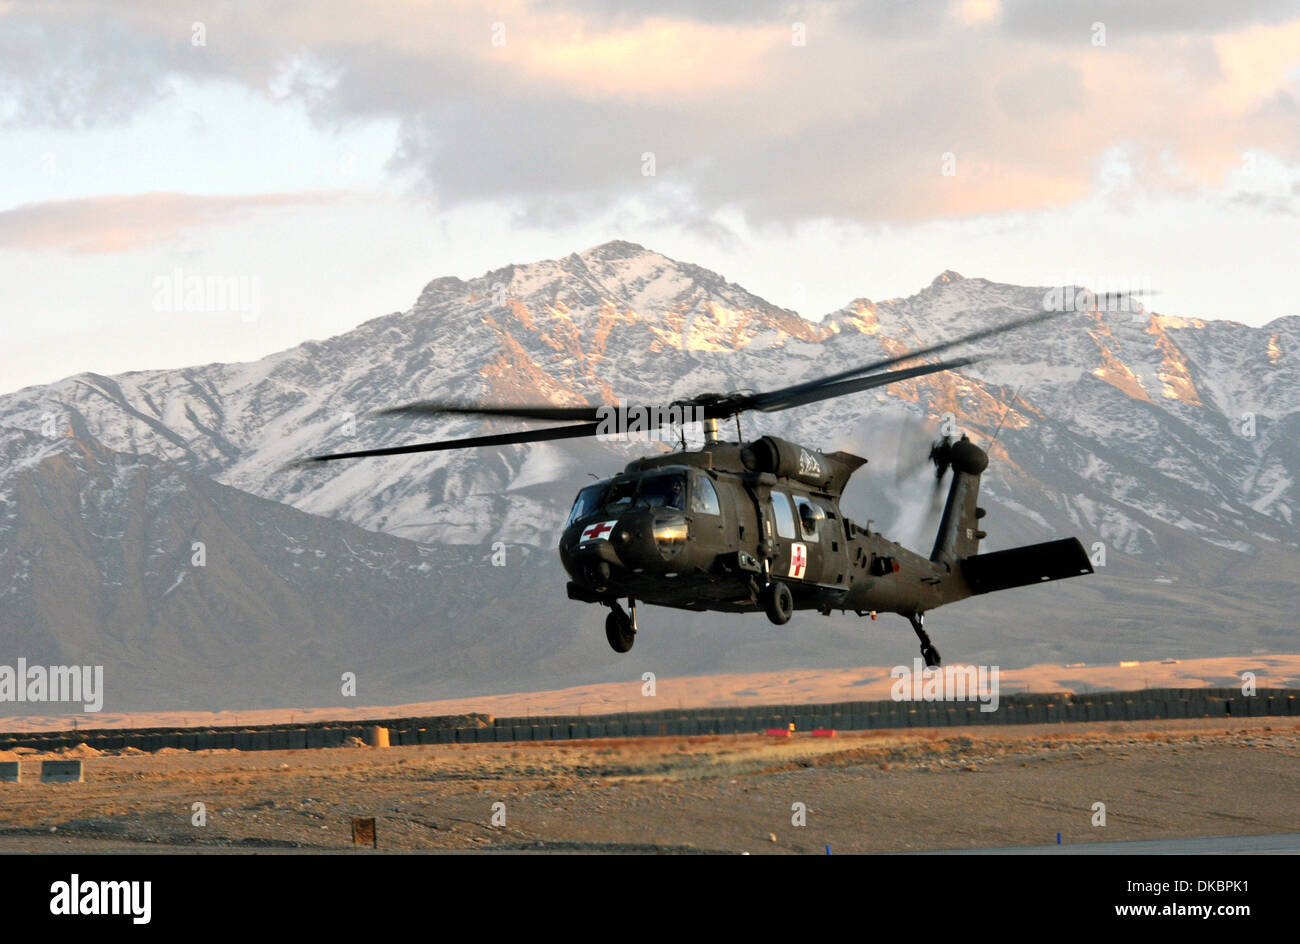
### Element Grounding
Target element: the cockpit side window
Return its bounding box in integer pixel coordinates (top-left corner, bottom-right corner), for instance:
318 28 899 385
689 473 721 515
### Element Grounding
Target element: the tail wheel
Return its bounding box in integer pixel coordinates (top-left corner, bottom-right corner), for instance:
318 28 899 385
605 607 635 653
761 581 795 625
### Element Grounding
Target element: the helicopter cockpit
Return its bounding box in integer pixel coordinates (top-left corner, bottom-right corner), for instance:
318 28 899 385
565 471 688 526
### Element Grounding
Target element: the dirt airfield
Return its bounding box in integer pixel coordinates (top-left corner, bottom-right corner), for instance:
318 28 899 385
1 716 1297 854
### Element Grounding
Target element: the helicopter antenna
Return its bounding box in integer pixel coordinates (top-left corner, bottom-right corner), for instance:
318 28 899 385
985 384 1023 450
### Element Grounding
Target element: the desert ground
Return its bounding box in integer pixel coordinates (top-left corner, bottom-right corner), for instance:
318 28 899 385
1 716 1296 854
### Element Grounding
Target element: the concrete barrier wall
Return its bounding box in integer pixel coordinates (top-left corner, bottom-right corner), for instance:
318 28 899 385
40 760 83 783
479 688 1292 742
0 687 1294 755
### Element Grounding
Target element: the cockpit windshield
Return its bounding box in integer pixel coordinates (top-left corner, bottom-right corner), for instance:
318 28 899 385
566 483 608 526
604 479 637 509
637 473 685 511
566 472 688 526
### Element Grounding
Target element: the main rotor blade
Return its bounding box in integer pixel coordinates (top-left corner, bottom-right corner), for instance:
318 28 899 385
748 308 1061 409
374 402 603 423
289 360 966 467
289 421 603 466
749 357 973 413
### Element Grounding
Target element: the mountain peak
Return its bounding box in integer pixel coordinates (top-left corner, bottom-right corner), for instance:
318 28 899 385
581 239 650 259
931 270 965 287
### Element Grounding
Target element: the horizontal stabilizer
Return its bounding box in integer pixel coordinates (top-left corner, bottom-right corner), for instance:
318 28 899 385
962 538 1094 595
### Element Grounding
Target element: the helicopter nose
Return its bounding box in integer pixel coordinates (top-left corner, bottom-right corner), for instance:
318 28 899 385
561 528 625 585
581 558 611 585
562 511 672 585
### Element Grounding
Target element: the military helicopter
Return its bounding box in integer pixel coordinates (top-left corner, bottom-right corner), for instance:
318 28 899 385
295 310 1093 666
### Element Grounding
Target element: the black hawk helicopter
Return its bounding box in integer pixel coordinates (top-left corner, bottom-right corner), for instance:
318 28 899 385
295 310 1093 666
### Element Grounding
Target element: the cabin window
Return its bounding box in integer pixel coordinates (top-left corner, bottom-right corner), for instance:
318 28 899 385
771 490 796 538
793 496 822 543
690 473 721 516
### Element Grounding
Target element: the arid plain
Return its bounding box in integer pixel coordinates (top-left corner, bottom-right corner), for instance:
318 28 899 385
1 716 1296 854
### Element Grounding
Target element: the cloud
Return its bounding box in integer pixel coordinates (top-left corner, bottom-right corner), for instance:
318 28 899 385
0 191 347 253
1 1 1298 228
0 10 209 128
548 0 797 28
1227 189 1295 213
1000 0 1300 38
509 19 783 102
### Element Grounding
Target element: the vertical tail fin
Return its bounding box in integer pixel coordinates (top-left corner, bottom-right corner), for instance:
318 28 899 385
930 435 988 567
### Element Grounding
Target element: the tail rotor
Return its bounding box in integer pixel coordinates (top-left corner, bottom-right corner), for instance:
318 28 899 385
889 413 955 547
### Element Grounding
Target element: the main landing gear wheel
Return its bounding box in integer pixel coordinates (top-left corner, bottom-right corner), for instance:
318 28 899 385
605 601 637 653
907 612 942 667
761 582 794 625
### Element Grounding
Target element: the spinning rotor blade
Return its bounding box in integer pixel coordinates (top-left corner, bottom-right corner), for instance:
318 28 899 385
926 464 949 530
373 311 1055 425
288 309 1056 466
371 357 973 434
747 308 1062 410
288 421 603 466
289 359 973 467
374 403 603 422
914 436 953 546
747 357 973 414
892 412 939 485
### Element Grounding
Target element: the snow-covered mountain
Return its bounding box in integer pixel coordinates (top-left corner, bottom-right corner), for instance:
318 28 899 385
1 241 1296 710
2 240 1294 559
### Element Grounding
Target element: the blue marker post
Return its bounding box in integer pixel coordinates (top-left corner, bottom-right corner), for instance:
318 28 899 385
1056 832 1061 845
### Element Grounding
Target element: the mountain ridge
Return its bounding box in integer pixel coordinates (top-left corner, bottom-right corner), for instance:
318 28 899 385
0 243 1296 711
1 241 1294 553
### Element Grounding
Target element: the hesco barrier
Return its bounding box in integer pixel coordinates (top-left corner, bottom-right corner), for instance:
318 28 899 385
0 688 1294 756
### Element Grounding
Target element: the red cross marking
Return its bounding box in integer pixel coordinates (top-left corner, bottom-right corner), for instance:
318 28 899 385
582 520 615 542
789 542 808 579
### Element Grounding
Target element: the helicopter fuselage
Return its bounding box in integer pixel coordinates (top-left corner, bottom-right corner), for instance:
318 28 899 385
560 436 972 619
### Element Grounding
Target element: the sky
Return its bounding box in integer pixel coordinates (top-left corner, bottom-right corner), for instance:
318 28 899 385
1 0 1298 394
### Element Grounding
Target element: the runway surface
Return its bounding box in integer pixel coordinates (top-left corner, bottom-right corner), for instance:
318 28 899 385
911 832 1300 854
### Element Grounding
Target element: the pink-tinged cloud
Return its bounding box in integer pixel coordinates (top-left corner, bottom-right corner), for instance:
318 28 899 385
0 191 347 253
3 3 1298 226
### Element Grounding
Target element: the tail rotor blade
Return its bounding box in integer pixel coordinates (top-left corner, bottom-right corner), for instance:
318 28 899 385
893 411 937 485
